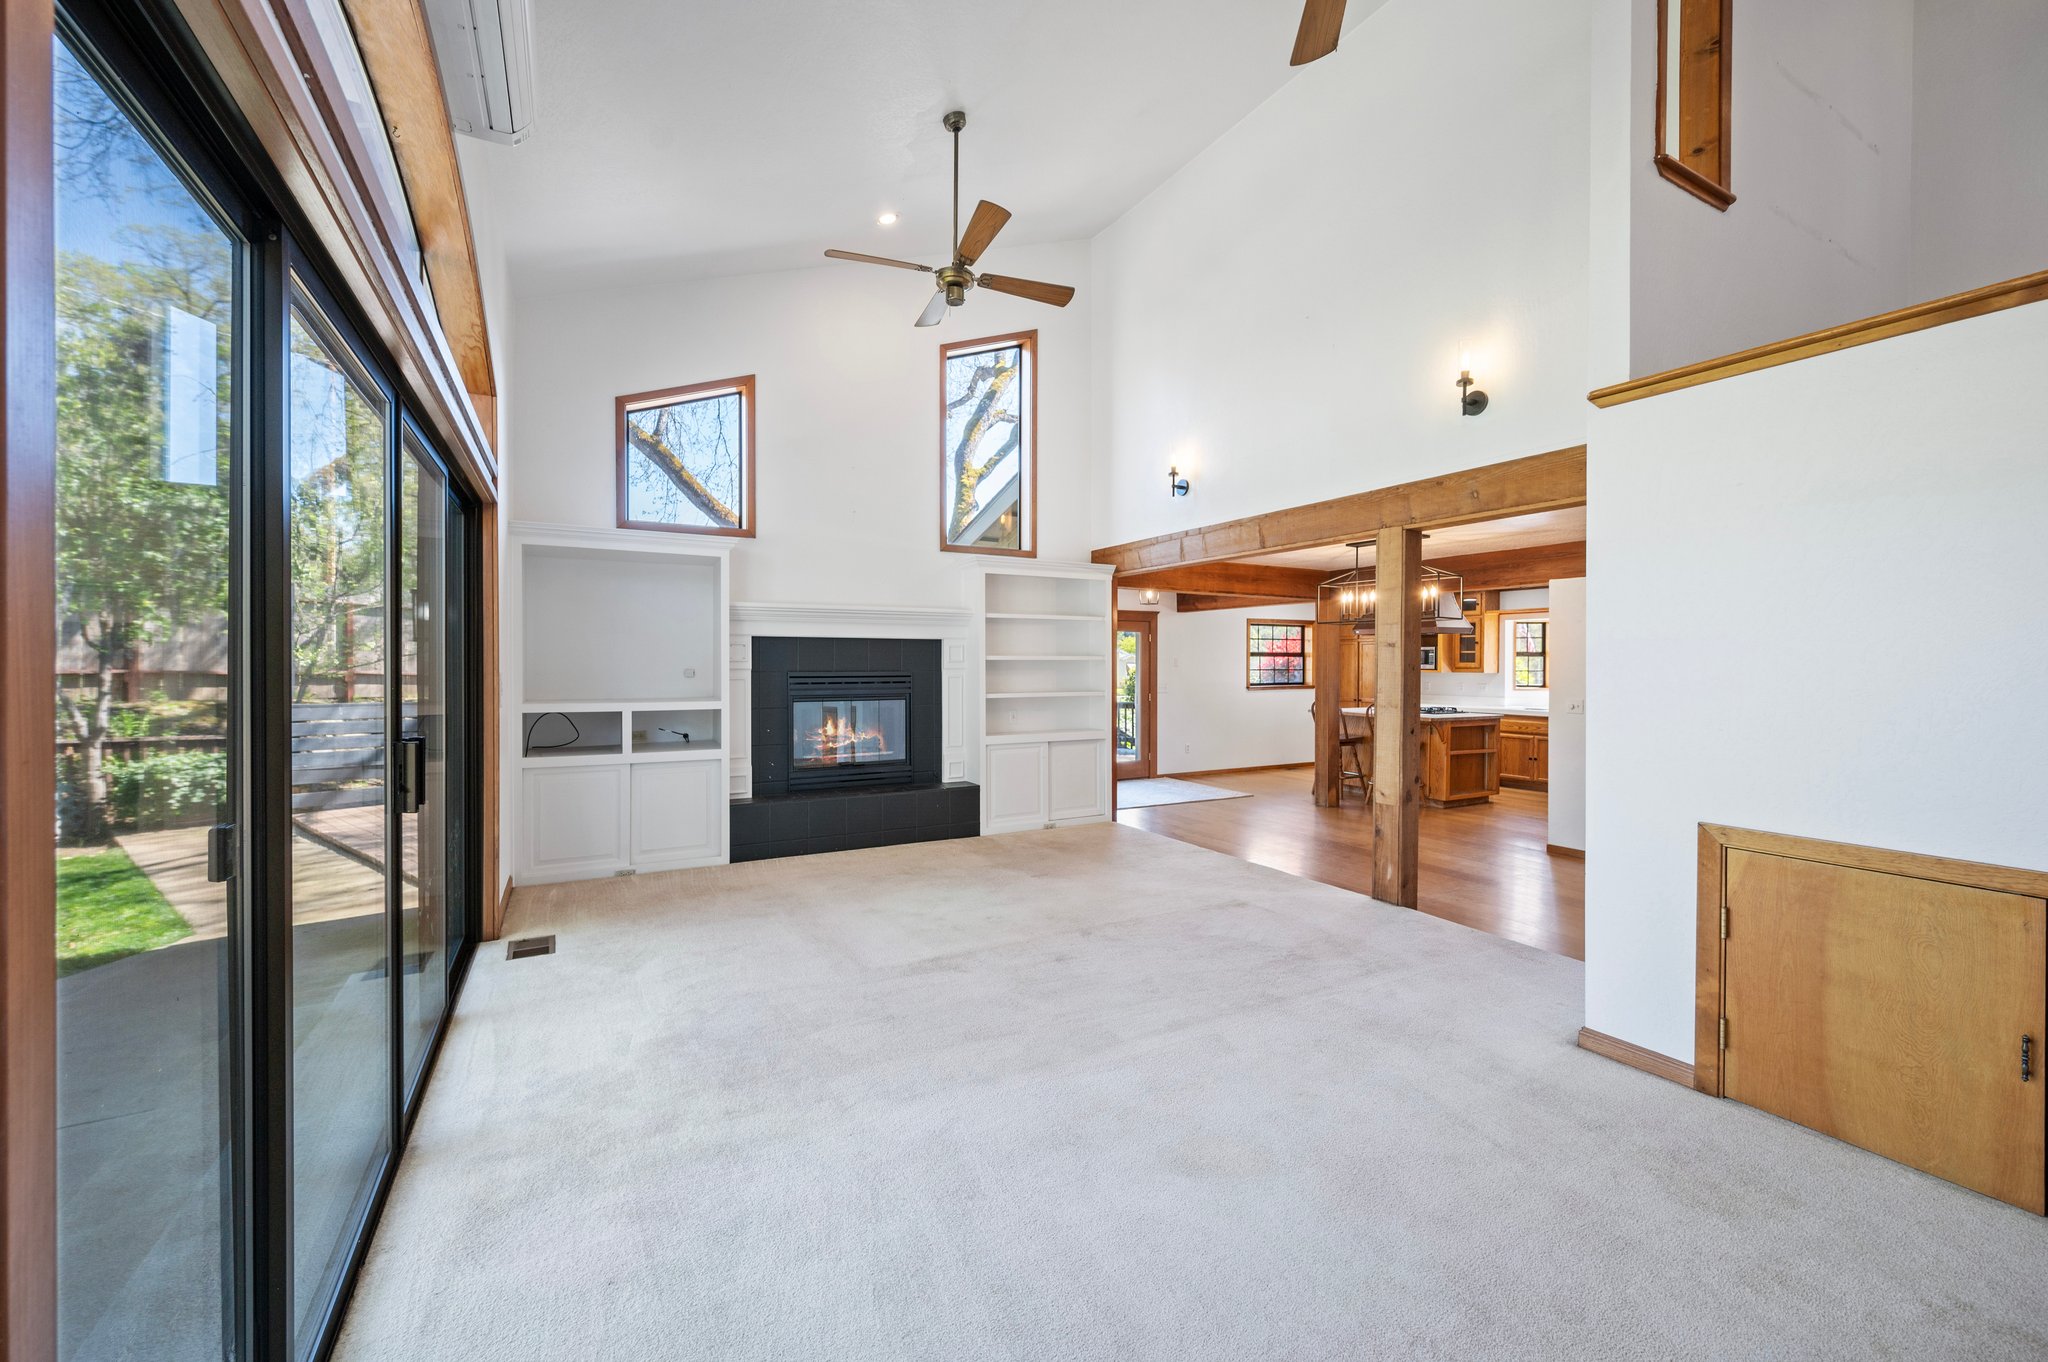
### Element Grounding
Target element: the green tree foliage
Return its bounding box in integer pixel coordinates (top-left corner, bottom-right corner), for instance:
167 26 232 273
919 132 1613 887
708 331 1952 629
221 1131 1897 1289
55 243 231 839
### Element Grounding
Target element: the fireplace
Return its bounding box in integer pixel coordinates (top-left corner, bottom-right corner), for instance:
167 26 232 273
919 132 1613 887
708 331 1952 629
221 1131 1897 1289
788 673 912 790
735 635 974 861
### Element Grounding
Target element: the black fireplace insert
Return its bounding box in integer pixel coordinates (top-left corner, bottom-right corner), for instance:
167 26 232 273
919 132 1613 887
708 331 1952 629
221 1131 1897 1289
787 672 913 790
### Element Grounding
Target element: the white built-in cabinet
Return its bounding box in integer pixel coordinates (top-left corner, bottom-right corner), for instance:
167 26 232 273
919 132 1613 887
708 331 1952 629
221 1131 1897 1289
979 563 1114 833
510 523 731 884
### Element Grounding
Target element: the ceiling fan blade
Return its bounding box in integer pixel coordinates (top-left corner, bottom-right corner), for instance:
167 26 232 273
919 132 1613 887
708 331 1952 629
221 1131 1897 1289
976 273 1075 308
955 200 1012 266
824 249 935 273
1290 0 1347 65
915 290 950 327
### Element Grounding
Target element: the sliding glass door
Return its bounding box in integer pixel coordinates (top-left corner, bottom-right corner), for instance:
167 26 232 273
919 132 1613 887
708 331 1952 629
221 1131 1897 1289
285 285 394 1352
53 8 485 1359
53 32 240 1362
399 429 461 1098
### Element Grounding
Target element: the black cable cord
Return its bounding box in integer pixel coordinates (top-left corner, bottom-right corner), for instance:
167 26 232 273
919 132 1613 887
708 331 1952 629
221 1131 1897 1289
524 711 582 752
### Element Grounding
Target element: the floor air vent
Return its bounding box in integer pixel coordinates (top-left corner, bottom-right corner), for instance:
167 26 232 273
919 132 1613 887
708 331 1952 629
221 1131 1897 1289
505 935 556 960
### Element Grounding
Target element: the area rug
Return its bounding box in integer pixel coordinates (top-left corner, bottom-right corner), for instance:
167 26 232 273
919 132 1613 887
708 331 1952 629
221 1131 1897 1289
1114 776 1254 809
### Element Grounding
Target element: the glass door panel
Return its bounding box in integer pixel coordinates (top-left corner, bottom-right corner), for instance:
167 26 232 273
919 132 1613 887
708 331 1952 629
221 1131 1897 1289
399 432 451 1096
1115 614 1156 780
286 288 392 1352
53 36 239 1361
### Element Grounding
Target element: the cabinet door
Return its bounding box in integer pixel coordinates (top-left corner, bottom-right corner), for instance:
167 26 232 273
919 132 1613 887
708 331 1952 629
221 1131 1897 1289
1499 732 1532 774
1722 850 2047 1211
522 764 629 880
631 759 723 868
984 741 1049 832
1048 739 1107 823
1532 736 1550 783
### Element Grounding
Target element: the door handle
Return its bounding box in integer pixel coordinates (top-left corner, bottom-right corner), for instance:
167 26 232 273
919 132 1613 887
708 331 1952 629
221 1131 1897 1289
398 733 428 814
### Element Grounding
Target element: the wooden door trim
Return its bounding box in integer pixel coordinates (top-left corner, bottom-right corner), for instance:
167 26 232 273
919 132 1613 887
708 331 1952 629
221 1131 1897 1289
1113 612 1157 781
1697 823 2048 1098
1 0 58 1351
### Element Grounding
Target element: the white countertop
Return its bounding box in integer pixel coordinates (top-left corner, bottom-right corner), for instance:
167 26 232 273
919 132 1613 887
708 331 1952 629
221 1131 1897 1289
1339 706 1548 719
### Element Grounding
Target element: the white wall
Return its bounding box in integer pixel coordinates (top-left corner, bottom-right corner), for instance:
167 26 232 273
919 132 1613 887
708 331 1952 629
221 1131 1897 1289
1089 0 1594 549
1585 301 2048 1060
509 240 1096 608
1627 0 1918 377
1118 593 1315 776
1546 577 1586 853
1619 0 2048 379
1908 0 2048 300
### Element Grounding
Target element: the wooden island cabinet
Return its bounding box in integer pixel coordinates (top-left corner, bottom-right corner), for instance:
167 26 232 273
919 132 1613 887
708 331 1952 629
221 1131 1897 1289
1422 715 1500 807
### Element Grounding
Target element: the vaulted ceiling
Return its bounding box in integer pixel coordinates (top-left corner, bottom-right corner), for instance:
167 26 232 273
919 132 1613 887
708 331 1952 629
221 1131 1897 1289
473 0 1389 290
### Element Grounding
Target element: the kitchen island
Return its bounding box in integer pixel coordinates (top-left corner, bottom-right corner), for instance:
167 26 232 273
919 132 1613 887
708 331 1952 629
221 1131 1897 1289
1336 708 1501 808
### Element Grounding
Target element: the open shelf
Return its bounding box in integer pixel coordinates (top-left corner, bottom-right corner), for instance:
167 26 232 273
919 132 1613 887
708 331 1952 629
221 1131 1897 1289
631 706 723 757
522 708 624 759
986 611 1105 621
987 691 1105 700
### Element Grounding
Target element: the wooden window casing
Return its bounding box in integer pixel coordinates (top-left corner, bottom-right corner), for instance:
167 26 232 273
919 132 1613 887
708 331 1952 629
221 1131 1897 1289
616 375 757 538
1656 0 1734 210
1246 619 1313 690
940 331 1036 557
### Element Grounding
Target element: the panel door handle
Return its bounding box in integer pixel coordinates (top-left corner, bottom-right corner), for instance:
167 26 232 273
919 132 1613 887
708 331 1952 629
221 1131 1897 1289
398 733 428 814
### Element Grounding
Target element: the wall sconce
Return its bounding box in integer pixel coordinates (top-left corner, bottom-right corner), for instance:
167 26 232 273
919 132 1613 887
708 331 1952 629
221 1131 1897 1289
1457 355 1488 417
1138 588 1162 606
1168 465 1190 497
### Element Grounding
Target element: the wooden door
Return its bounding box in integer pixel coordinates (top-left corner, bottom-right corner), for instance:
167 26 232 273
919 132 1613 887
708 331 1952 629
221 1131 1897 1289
1722 849 2048 1211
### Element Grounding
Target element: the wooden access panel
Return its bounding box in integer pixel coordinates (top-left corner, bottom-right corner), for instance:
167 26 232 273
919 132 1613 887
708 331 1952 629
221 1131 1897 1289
1721 848 2047 1212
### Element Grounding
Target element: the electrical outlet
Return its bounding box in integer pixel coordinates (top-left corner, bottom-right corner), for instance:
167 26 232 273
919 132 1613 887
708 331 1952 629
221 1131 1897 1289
1183 742 1191 754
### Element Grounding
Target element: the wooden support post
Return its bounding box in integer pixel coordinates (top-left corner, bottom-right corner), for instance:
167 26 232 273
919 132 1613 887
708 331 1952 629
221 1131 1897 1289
1312 621 1342 807
1372 527 1422 907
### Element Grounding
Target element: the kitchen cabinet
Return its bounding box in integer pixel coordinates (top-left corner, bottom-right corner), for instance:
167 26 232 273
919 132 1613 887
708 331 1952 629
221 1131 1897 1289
1444 594 1499 673
1499 715 1549 789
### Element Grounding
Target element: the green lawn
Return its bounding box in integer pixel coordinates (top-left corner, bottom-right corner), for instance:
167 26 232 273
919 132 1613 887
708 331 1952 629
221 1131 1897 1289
57 847 193 977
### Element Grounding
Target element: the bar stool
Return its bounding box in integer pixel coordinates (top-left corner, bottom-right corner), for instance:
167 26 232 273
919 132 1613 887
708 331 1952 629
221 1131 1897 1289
1338 708 1374 805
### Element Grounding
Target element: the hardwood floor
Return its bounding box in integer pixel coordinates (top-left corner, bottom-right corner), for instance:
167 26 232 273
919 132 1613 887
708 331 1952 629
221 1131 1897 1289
1117 766 1584 960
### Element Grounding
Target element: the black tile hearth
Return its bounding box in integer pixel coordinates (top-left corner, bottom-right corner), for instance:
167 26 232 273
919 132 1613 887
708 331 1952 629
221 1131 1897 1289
730 781 978 863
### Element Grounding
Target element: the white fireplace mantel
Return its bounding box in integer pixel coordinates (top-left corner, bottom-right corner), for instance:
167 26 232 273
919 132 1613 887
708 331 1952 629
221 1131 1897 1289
729 601 976 798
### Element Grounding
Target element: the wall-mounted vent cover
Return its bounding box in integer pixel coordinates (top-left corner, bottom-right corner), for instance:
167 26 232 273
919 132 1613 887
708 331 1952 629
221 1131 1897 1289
506 935 556 960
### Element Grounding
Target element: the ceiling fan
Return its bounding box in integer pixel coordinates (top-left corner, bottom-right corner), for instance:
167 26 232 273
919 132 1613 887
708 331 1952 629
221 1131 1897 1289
824 110 1077 328
1291 0 1346 65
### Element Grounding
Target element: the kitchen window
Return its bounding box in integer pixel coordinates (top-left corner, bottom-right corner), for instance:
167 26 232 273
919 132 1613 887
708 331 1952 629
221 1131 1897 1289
1246 620 1313 688
1513 620 1548 689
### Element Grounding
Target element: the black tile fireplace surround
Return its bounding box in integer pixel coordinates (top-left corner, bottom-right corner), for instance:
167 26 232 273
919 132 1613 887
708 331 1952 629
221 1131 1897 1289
734 636 977 862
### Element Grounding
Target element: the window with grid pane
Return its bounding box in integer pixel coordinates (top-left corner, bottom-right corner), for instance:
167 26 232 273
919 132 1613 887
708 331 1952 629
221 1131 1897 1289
1246 620 1312 689
1513 620 1548 689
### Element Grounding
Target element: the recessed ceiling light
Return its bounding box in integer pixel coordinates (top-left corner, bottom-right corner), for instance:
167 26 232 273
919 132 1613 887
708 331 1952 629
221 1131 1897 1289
876 212 899 226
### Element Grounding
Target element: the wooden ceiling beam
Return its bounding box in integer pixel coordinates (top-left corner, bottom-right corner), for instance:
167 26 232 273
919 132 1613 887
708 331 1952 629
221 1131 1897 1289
1121 562 1327 598
1173 593 1311 614
1091 445 1587 575
1427 540 1587 592
340 0 497 449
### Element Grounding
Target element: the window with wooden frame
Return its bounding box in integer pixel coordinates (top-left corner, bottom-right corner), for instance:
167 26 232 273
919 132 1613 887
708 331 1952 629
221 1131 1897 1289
617 376 755 537
1513 619 1549 690
1246 619 1313 689
1656 0 1734 209
941 331 1035 555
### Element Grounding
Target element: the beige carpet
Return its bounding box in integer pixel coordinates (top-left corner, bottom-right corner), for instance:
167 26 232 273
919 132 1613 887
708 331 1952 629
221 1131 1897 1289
336 824 2048 1361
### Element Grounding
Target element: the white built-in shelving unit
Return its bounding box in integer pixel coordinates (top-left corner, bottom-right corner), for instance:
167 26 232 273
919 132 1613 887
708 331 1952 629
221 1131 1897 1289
979 562 1115 833
509 523 732 884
